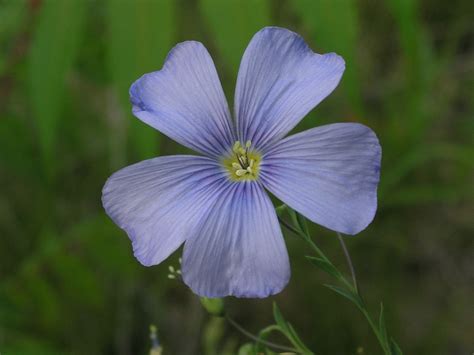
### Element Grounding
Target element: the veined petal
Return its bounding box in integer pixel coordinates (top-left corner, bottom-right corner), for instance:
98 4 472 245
182 182 290 298
130 41 235 158
102 155 228 266
261 123 381 235
235 27 345 151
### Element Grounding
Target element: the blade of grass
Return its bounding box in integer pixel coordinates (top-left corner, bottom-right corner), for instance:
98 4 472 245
200 0 271 85
28 0 86 178
106 0 175 161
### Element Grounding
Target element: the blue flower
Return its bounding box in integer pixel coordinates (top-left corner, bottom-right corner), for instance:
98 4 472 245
102 27 381 298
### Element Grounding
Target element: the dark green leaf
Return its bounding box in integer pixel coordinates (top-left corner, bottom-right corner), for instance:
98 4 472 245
106 0 175 159
379 303 389 348
200 0 271 81
292 0 362 112
272 303 312 353
29 0 86 176
306 256 342 279
324 284 363 309
272 302 289 333
390 338 403 355
295 210 310 235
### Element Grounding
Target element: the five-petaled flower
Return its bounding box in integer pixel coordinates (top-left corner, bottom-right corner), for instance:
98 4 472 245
102 27 381 298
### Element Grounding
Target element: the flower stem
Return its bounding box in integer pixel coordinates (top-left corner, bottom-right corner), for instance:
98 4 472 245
336 232 358 293
279 211 395 355
225 315 300 353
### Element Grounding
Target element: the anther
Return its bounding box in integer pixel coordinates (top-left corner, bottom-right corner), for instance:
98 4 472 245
235 169 247 176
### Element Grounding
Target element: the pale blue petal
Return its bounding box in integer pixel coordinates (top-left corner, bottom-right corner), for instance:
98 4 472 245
102 155 228 266
182 182 290 298
235 27 345 151
261 123 381 235
130 41 235 157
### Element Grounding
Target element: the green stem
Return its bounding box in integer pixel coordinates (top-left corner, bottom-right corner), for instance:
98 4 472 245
225 316 300 353
336 232 358 293
279 213 393 355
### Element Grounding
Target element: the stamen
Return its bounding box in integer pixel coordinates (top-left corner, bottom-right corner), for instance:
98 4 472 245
225 140 260 181
232 141 240 153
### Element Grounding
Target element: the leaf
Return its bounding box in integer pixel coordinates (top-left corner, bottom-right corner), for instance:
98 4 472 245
389 338 403 355
272 303 312 353
306 256 342 279
272 302 289 333
379 303 388 348
292 0 362 112
106 0 175 159
255 325 280 353
295 210 310 235
28 0 86 177
200 0 271 83
324 284 363 309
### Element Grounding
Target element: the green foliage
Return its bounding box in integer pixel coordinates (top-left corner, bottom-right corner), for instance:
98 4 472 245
28 0 86 177
200 0 271 83
272 303 313 354
106 0 175 160
292 0 362 112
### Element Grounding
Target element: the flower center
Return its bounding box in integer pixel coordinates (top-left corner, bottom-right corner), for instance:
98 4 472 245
222 140 261 181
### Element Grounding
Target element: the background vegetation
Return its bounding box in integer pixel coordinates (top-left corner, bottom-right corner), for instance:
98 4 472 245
0 0 472 354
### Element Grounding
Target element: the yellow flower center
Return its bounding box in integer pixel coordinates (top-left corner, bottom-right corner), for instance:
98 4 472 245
222 140 261 181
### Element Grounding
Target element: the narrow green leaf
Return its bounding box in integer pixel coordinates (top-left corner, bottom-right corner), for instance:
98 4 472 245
200 0 271 83
389 338 403 355
287 323 313 353
306 256 342 279
295 210 310 235
272 302 289 334
272 303 312 353
379 303 389 348
106 0 175 159
29 0 86 177
255 325 281 353
324 284 363 309
275 204 287 216
292 0 362 112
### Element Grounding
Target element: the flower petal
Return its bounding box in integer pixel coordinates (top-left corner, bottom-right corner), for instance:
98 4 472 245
260 123 381 235
102 155 228 266
235 27 345 151
130 41 235 157
182 182 290 298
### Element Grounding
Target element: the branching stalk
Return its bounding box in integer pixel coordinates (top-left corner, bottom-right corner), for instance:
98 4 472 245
225 315 300 353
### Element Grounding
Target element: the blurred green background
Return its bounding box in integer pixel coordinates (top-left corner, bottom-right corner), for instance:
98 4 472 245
0 0 473 354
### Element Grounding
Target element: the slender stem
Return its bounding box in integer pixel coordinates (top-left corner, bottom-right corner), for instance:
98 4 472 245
225 316 300 353
278 213 393 355
336 232 358 293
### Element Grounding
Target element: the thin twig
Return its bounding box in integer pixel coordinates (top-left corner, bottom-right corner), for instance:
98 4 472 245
336 232 358 293
225 316 300 353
